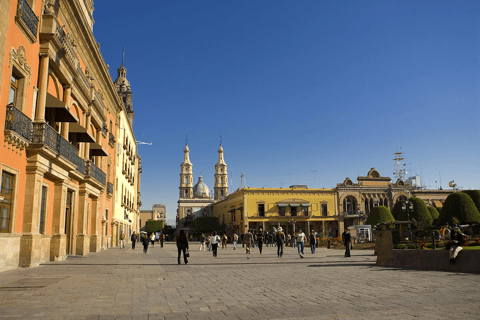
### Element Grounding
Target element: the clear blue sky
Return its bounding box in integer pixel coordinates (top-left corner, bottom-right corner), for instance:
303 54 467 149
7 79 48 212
93 1 480 223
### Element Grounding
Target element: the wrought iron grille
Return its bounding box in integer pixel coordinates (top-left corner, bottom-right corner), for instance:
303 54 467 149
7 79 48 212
89 162 106 186
109 133 115 145
107 182 113 195
5 106 32 141
17 0 39 37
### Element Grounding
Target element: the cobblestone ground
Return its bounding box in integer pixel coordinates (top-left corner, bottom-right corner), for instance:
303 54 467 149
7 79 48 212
0 243 479 320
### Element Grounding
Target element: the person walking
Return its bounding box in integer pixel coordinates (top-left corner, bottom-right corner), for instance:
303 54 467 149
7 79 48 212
131 231 137 249
297 230 306 255
233 233 238 250
176 230 189 265
211 231 220 257
245 231 254 254
287 234 291 248
206 234 211 252
292 233 297 248
222 233 228 249
257 229 264 254
276 227 285 257
199 233 206 251
119 231 126 249
141 233 149 254
309 230 316 254
342 227 351 257
160 233 164 248
150 233 155 247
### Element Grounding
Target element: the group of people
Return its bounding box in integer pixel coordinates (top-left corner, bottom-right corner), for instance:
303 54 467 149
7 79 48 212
118 231 166 254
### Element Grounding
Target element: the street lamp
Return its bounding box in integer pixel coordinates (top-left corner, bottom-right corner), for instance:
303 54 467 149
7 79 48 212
401 199 414 240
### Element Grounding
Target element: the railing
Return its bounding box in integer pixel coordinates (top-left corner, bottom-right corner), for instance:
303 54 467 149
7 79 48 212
109 133 115 145
102 123 107 135
17 0 39 38
31 122 86 174
56 27 79 68
5 105 32 141
87 161 106 186
107 182 113 195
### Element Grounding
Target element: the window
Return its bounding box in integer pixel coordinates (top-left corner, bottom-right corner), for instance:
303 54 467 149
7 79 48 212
279 206 285 216
258 204 265 217
290 206 297 217
185 190 188 198
302 206 309 216
0 171 15 233
39 186 47 234
9 75 19 105
321 204 328 216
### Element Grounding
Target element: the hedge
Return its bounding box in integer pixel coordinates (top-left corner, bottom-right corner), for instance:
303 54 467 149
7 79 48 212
366 206 395 227
438 192 480 225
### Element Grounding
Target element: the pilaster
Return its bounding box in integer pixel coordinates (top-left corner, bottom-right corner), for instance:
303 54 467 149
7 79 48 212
76 189 90 255
50 181 68 261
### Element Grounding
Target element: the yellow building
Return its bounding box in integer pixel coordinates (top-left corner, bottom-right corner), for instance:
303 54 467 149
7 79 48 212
212 186 341 238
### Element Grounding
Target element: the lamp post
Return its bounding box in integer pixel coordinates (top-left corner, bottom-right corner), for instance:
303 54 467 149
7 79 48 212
402 199 414 240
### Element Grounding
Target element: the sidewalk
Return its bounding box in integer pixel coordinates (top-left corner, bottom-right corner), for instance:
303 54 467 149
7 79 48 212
0 243 478 320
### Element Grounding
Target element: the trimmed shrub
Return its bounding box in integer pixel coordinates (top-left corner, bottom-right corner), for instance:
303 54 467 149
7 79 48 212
366 206 395 227
145 220 165 234
438 192 480 225
462 190 480 213
398 197 433 228
391 200 404 220
192 216 219 232
427 207 440 225
436 207 442 215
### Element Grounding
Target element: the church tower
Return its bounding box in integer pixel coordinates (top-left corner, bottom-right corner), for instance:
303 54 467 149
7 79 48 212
180 144 193 199
114 49 134 127
214 144 228 200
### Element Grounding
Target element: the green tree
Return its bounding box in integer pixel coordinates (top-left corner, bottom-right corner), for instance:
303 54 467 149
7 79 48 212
398 197 433 228
391 200 404 220
427 207 440 225
192 216 219 232
145 220 165 234
462 190 480 213
366 206 395 227
438 192 480 225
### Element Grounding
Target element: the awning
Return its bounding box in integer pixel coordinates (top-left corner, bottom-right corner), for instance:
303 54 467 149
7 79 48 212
69 122 95 143
45 93 79 122
433 201 443 208
277 204 288 207
289 204 300 207
301 204 311 207
89 142 108 157
236 206 243 211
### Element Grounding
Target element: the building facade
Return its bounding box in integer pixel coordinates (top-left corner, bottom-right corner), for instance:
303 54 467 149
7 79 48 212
0 0 141 272
139 204 165 230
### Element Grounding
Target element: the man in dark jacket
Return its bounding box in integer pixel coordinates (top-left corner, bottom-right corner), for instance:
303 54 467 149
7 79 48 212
257 229 264 254
176 230 189 265
342 227 351 257
131 231 137 249
276 227 285 257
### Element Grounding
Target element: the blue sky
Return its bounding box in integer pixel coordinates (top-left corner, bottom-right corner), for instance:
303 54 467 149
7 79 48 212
93 1 480 223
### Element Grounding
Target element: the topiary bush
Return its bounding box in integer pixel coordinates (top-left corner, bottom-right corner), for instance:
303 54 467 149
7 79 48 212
438 192 480 225
398 197 433 228
462 190 480 213
427 207 440 226
391 200 404 220
366 206 395 227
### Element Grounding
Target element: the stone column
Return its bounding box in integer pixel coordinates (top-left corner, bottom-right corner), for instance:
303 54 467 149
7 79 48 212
61 85 71 139
50 181 67 261
35 54 49 121
19 165 46 267
89 197 101 252
76 189 90 255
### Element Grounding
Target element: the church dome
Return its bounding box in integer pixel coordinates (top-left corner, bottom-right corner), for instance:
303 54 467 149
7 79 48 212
193 176 210 198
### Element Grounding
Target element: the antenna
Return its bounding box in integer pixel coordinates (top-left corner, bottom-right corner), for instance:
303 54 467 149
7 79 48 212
439 172 442 189
220 135 222 146
122 45 125 66
393 149 406 181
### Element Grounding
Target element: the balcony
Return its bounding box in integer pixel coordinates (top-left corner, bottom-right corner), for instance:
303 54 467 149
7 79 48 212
4 105 32 152
86 161 106 186
107 182 113 195
109 133 115 147
102 123 107 135
31 122 86 174
16 0 39 42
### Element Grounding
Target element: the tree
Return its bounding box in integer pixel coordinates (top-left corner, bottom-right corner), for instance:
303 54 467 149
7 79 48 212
192 216 219 232
366 206 395 227
462 190 480 213
438 192 480 225
145 220 165 234
427 207 439 225
398 197 433 228
391 200 405 220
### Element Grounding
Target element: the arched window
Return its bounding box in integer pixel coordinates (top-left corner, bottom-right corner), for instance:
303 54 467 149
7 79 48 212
343 196 357 214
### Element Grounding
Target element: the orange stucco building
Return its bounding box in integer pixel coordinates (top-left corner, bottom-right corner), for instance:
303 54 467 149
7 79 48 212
0 0 142 272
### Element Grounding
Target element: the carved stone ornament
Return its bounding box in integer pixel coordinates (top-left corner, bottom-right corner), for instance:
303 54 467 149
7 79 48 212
9 46 31 76
44 0 55 15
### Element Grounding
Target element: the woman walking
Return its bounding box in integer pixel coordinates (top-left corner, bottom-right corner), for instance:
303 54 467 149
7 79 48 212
199 233 206 251
141 233 149 254
211 231 220 257
176 230 189 265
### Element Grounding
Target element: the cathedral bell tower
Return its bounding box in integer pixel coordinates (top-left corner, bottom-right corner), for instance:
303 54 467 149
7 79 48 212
114 48 135 127
180 144 193 199
214 144 228 200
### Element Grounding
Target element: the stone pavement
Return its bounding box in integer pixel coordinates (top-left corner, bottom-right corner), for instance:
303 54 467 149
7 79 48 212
0 242 479 320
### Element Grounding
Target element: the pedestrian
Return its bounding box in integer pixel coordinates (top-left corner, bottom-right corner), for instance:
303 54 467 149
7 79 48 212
448 227 464 263
131 231 137 249
206 234 211 252
297 230 306 255
222 233 228 249
241 233 245 248
160 233 164 247
292 233 297 248
276 227 285 257
141 233 149 254
176 230 189 265
199 233 206 251
287 234 291 248
309 230 316 254
257 229 264 254
119 231 126 249
150 233 155 247
211 231 220 257
342 227 351 257
245 231 253 254
233 232 238 250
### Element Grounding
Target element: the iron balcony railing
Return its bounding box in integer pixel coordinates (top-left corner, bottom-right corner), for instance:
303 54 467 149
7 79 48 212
107 182 113 195
5 105 32 141
109 133 115 145
87 161 106 186
102 123 108 135
31 122 86 174
17 0 39 38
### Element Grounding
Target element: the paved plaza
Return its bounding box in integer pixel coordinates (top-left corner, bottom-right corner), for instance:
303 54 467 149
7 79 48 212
0 243 479 320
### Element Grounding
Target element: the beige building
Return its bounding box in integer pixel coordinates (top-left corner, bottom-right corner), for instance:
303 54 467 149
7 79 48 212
140 204 165 230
